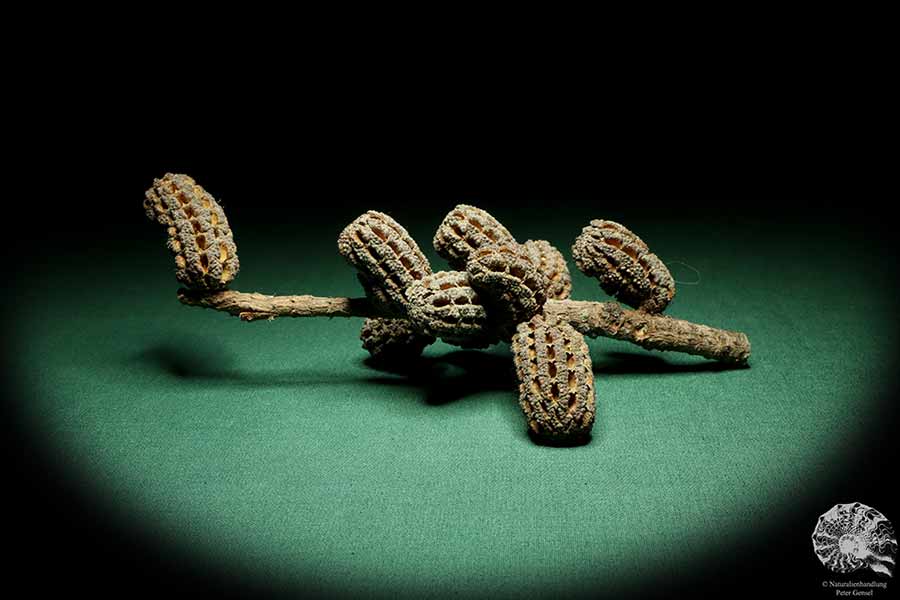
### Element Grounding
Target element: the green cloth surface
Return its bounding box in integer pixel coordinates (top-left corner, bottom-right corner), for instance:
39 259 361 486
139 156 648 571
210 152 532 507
11 213 895 597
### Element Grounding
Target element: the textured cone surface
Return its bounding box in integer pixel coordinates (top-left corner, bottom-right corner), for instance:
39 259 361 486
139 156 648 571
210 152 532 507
406 271 498 348
360 318 435 363
466 244 549 333
522 240 572 300
338 211 432 309
512 315 595 438
144 173 240 290
356 274 405 317
572 219 675 313
433 205 517 269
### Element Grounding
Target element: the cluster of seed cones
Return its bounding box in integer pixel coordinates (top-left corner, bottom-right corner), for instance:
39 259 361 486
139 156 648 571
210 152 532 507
146 173 748 444
339 205 678 441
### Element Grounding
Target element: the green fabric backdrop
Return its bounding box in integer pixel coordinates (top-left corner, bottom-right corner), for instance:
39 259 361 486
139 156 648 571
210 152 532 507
12 213 894 597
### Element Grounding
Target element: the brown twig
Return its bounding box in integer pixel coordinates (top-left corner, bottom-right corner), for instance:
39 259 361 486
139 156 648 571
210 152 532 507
543 300 750 364
176 289 376 321
177 288 750 364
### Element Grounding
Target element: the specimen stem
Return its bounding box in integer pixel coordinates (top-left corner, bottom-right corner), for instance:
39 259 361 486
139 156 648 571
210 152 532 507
177 288 750 364
177 288 376 321
543 300 750 365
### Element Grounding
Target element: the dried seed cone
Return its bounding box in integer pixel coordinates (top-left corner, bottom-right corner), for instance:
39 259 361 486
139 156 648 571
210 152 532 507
512 315 596 439
433 205 517 269
338 211 432 309
359 318 435 363
522 240 572 300
355 274 405 318
144 173 240 290
466 244 549 332
572 219 675 313
405 271 498 348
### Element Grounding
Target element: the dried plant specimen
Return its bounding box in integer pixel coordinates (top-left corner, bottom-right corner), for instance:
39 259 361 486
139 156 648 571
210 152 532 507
405 271 499 348
512 315 595 439
338 211 432 309
522 240 572 300
433 204 517 269
360 318 435 363
572 219 675 313
147 175 753 445
466 244 549 333
144 173 239 290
